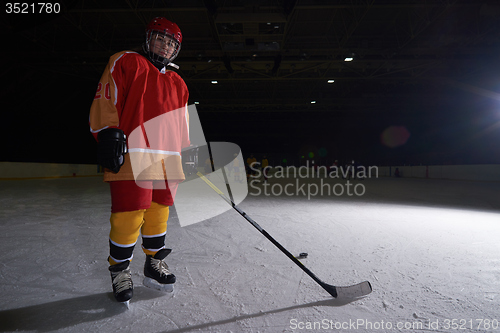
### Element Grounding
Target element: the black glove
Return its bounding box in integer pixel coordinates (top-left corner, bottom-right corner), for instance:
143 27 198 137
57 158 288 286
181 145 199 176
97 128 127 173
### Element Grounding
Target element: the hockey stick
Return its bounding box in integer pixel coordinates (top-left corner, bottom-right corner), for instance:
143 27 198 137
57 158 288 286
196 171 372 299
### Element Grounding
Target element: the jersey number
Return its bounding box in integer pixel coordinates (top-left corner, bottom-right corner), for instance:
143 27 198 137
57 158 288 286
94 82 111 100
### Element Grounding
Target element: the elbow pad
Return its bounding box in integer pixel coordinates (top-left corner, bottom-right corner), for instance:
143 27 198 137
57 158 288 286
97 128 128 173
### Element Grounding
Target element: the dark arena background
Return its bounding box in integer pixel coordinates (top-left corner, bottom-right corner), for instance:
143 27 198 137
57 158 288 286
2 0 500 166
1 1 500 333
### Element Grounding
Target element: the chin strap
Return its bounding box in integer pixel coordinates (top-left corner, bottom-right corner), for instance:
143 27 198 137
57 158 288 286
167 62 179 69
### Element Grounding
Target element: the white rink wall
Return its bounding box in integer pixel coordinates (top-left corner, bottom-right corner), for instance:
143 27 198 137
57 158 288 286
377 164 500 182
1 162 499 182
0 162 102 179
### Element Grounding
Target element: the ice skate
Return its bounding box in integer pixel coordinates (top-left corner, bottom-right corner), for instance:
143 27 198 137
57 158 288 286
109 260 133 306
143 248 176 292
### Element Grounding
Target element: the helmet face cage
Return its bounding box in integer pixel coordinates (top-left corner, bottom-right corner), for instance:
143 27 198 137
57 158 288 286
145 30 181 66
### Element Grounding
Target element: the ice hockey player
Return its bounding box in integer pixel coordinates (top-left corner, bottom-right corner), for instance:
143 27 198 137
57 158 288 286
246 154 257 180
89 17 191 306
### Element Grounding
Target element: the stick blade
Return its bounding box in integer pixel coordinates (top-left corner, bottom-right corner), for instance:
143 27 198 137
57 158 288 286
335 281 372 299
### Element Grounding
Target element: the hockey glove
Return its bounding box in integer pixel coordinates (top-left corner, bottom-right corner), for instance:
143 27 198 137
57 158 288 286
97 128 128 173
181 145 199 176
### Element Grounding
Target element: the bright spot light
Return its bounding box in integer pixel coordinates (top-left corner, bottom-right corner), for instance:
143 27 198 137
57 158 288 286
344 57 353 62
211 80 218 84
311 100 316 104
327 79 335 83
381 126 411 148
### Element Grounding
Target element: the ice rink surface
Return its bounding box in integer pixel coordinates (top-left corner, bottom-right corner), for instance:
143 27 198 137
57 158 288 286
0 174 499 332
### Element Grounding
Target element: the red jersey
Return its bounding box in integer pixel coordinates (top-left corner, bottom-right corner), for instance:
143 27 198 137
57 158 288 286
89 51 190 182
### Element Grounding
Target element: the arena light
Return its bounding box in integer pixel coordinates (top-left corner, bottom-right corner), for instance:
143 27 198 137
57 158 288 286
344 53 355 62
327 79 335 83
211 80 218 84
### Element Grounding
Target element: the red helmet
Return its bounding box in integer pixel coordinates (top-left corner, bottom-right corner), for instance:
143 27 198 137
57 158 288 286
146 17 182 44
144 17 182 67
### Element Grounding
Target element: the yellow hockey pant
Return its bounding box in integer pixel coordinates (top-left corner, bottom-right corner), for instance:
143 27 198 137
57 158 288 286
108 202 169 265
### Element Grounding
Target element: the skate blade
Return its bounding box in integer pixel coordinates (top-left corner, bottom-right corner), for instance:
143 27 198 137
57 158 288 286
121 300 130 309
143 277 174 292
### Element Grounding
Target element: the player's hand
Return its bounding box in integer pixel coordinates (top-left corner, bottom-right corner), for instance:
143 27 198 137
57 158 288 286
181 145 199 176
97 128 128 173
